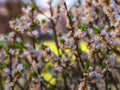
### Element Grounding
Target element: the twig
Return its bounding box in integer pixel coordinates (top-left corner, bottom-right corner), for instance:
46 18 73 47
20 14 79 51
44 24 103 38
9 55 14 90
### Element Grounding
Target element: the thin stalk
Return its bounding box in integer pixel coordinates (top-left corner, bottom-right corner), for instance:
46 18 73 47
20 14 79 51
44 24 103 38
30 1 43 89
49 4 60 55
109 71 119 90
64 2 85 69
75 39 85 68
9 55 14 90
62 74 69 90
15 81 24 90
49 3 69 90
64 2 74 33
93 51 96 70
0 74 4 90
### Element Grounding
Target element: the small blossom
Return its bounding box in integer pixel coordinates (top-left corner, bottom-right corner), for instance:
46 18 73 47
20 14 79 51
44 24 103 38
107 55 116 66
24 43 33 51
9 49 15 55
89 71 102 79
32 30 40 38
4 68 11 75
16 64 25 72
74 29 85 39
16 37 22 43
7 32 15 42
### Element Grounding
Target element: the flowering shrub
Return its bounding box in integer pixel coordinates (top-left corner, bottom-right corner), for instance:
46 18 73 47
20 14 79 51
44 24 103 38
0 0 120 90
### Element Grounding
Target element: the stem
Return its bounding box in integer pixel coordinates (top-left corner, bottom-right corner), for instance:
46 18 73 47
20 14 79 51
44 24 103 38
62 74 69 90
31 6 36 50
49 4 70 90
75 39 85 68
50 18 60 55
0 74 4 90
16 81 24 90
49 4 60 55
109 71 119 90
30 1 43 89
32 37 36 49
64 2 74 33
93 51 96 70
75 54 82 72
89 82 99 90
9 55 14 90
105 77 108 90
64 2 85 69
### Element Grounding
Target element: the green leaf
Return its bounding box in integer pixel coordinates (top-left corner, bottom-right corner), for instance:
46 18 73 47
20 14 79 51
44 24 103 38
8 43 13 48
0 41 4 48
32 3 37 11
4 60 10 67
79 48 82 53
40 44 47 50
65 27 70 31
101 53 108 59
31 21 39 28
30 71 38 78
60 38 65 43
82 67 90 73
5 49 10 55
36 40 42 45
75 4 79 8
95 49 101 53
93 28 101 35
41 19 46 24
108 26 114 31
78 25 88 32
69 13 74 20
0 65 4 71
46 62 54 70
19 48 24 54
22 3 28 7
62 71 68 76
57 5 60 9
23 62 32 69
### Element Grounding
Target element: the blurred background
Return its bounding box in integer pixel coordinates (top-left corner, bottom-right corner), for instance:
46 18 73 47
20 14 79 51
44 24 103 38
0 0 83 34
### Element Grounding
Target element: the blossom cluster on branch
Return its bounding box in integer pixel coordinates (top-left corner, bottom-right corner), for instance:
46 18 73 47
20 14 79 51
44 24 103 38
0 0 120 90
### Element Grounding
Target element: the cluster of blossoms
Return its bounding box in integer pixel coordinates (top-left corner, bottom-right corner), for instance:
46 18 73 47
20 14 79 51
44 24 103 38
0 0 120 90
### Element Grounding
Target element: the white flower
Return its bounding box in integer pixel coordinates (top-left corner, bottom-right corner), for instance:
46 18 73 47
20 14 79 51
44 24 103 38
9 49 15 55
16 37 21 43
32 50 40 58
45 47 50 53
100 30 107 35
24 43 33 51
16 64 25 72
7 32 15 42
96 79 105 90
26 6 32 14
107 55 116 66
93 0 100 6
9 20 16 29
60 36 74 49
89 71 102 79
32 30 39 38
4 68 11 75
74 29 85 38
95 43 101 49
0 34 5 41
89 71 105 89
27 22 32 28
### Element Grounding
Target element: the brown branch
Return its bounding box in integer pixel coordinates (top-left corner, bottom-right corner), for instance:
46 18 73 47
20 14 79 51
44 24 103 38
64 2 85 69
9 55 14 90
